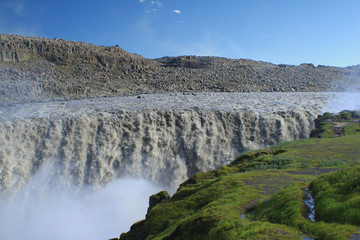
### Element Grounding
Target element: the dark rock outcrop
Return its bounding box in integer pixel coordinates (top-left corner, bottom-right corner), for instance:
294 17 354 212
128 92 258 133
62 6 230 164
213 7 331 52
147 191 170 214
0 34 153 69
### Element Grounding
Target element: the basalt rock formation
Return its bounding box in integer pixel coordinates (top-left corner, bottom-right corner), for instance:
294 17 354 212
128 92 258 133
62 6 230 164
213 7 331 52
0 34 155 101
1 34 360 102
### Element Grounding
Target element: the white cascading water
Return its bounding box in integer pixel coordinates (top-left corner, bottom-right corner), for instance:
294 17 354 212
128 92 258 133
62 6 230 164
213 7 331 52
0 92 357 240
0 108 316 192
0 92 329 193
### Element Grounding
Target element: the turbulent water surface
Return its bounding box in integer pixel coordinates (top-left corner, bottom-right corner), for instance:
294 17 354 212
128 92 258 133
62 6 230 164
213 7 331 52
0 92 336 191
0 92 358 240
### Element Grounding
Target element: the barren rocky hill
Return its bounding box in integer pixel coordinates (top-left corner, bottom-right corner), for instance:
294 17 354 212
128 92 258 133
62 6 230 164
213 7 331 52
1 34 359 102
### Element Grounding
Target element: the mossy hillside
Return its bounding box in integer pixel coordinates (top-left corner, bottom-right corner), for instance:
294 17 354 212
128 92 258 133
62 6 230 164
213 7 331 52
344 122 360 136
310 163 360 226
121 169 310 240
270 135 360 167
311 110 360 138
254 183 358 239
119 133 360 240
229 134 360 171
254 183 308 228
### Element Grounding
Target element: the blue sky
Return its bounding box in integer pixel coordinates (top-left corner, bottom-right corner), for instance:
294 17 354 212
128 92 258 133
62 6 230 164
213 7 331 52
1 0 359 67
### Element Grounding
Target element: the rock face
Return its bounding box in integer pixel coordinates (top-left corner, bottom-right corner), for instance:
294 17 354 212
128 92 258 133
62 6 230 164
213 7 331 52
1 34 360 102
0 34 156 101
147 191 170 213
0 34 153 68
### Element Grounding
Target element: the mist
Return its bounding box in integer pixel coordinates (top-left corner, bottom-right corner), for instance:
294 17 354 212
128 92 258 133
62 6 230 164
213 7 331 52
323 92 360 113
0 164 164 240
323 67 360 113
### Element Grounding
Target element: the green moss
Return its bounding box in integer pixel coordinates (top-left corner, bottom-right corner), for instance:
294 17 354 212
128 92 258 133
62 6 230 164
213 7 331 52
253 182 358 239
254 183 306 228
148 191 170 213
119 133 360 240
311 110 360 138
344 122 360 135
338 111 355 121
150 191 170 203
121 166 315 239
310 163 360 226
271 135 360 166
229 150 293 171
229 135 360 172
302 221 357 240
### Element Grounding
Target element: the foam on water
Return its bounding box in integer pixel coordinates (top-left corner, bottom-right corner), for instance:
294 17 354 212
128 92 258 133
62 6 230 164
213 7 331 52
0 92 333 193
0 92 337 120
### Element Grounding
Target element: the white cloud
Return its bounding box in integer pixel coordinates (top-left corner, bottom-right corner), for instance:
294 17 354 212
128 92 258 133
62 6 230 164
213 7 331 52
153 1 162 7
141 0 163 13
173 9 182 14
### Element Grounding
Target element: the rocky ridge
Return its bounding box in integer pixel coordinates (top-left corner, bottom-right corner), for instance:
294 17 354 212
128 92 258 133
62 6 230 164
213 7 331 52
1 34 359 102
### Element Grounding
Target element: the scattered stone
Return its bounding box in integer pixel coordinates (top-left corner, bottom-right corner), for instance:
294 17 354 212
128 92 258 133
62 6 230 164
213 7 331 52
1 33 359 103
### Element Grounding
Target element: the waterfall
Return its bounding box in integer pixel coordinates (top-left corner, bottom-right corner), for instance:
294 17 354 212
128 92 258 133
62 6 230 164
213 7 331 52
0 92 331 193
0 109 316 192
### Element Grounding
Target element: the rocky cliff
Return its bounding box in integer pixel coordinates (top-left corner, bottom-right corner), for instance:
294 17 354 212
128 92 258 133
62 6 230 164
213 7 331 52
1 34 359 102
0 34 156 101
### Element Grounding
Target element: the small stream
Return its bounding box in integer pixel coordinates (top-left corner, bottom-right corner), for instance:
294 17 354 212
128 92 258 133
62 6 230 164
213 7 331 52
304 188 316 223
240 210 254 220
302 188 316 240
240 190 318 239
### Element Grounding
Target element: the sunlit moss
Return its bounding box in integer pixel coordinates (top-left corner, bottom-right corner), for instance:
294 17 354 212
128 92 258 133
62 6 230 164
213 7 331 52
119 130 360 240
310 163 360 226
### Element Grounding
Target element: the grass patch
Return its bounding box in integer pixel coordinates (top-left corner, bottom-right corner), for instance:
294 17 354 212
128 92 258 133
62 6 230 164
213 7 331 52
254 183 358 239
271 135 360 166
344 122 360 135
119 131 360 239
311 110 360 138
254 183 307 228
310 163 360 226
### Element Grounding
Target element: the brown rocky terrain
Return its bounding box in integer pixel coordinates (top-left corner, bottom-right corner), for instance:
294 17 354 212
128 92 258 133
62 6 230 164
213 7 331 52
1 34 359 102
